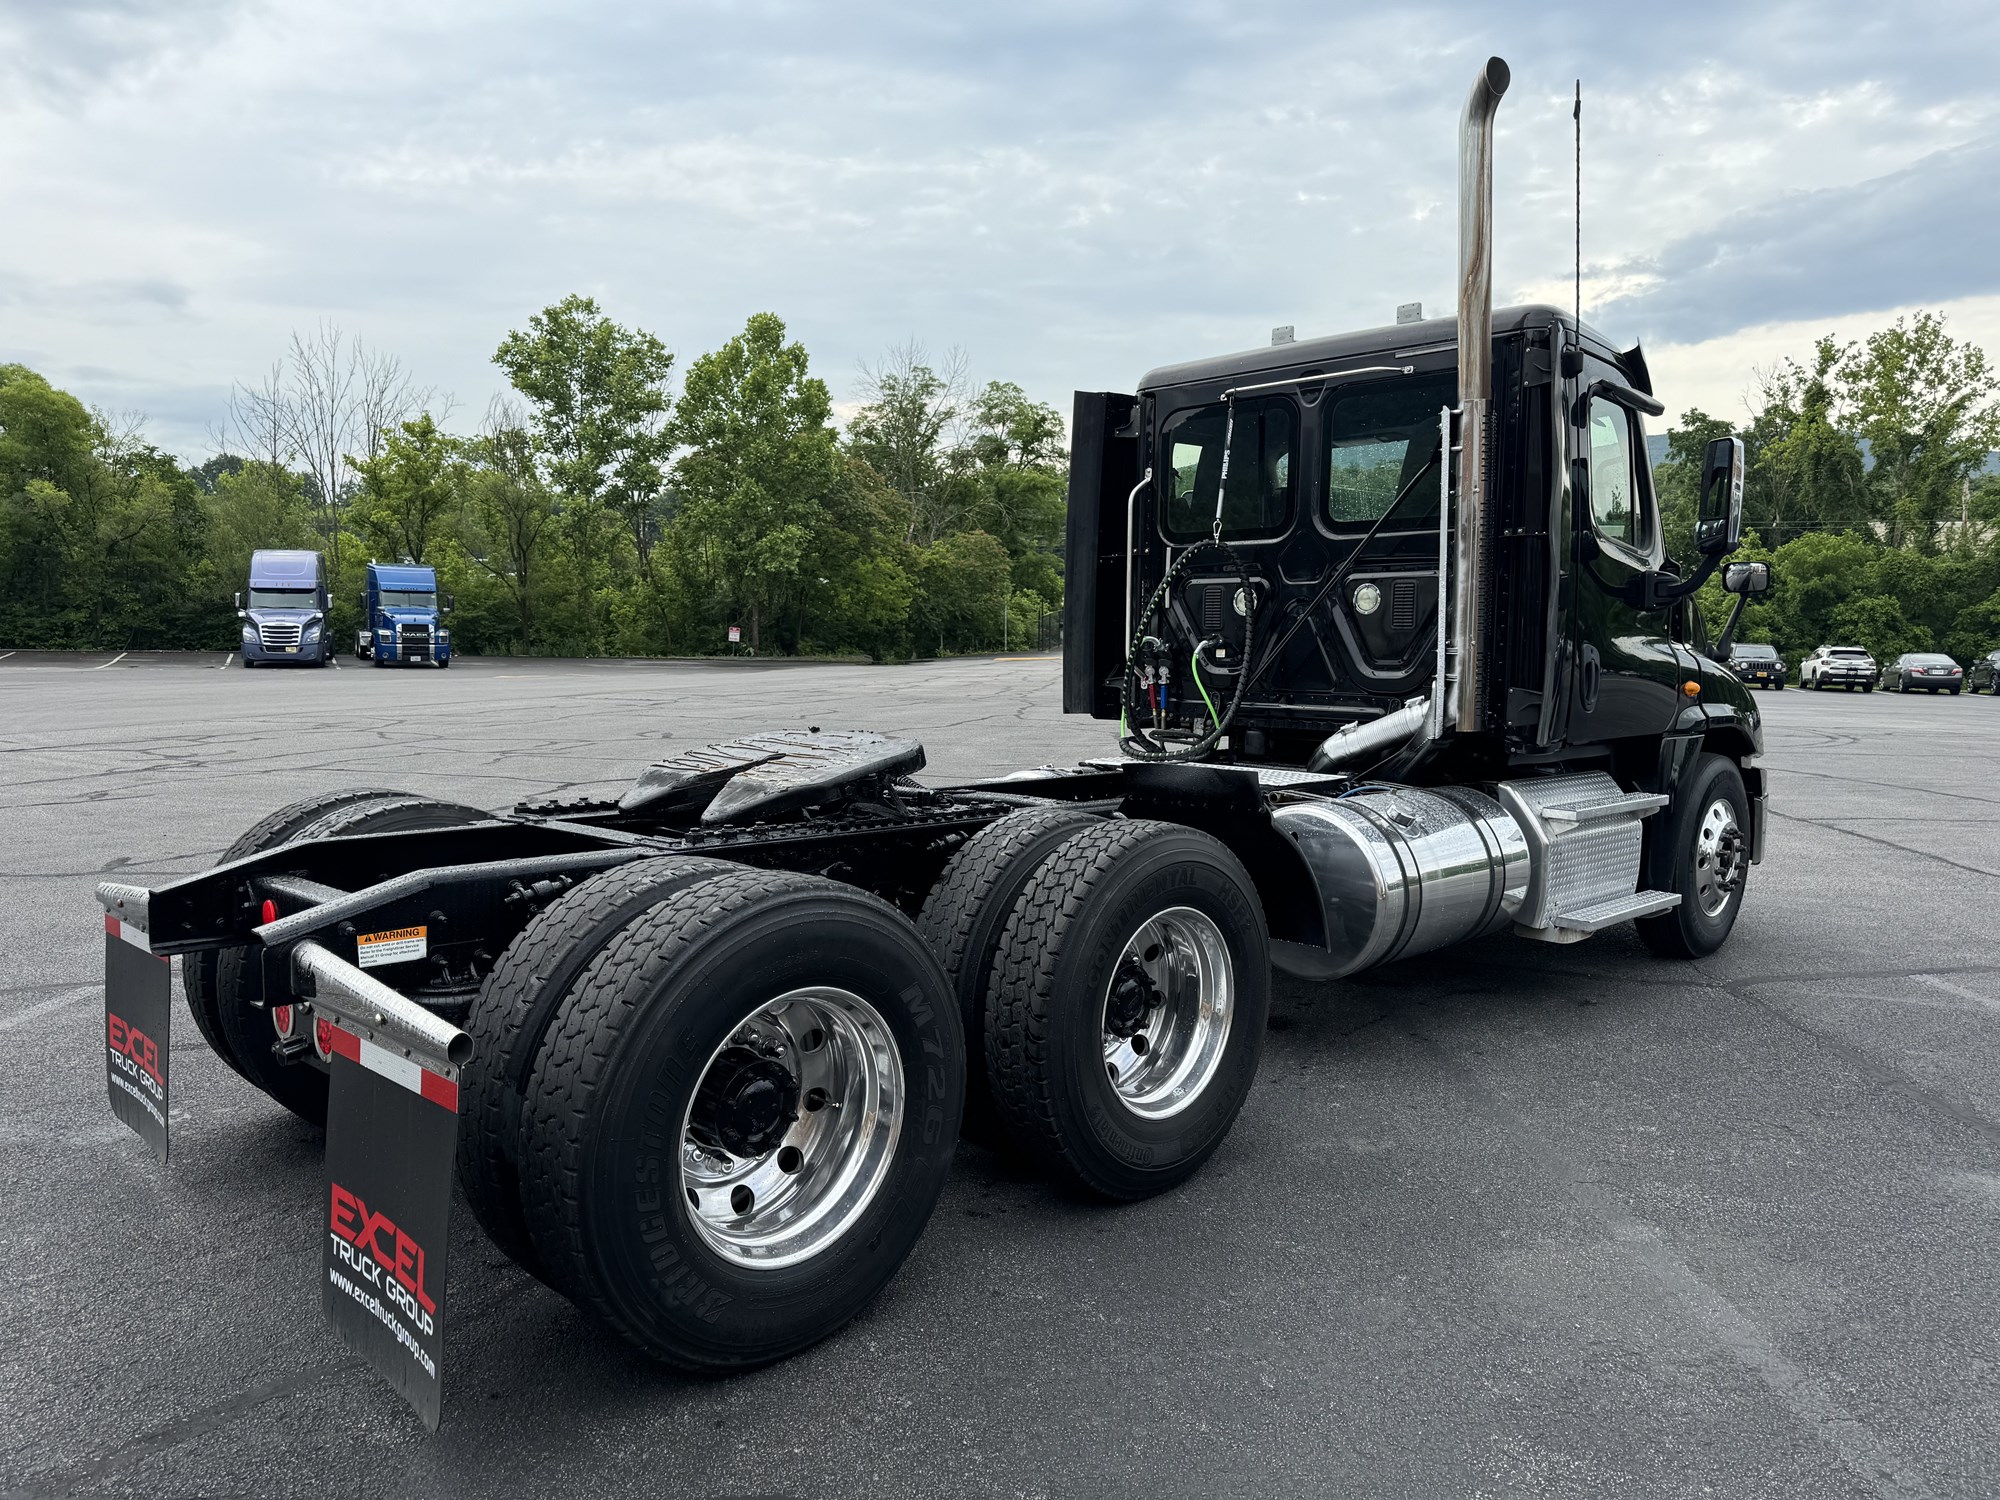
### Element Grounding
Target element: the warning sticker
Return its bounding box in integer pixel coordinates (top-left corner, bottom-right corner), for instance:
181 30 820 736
356 925 427 969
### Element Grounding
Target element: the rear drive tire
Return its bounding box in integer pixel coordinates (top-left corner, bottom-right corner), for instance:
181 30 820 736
519 870 963 1370
985 820 1270 1201
183 787 407 1078
211 794 487 1124
457 855 741 1280
915 806 1102 1146
1636 754 1750 961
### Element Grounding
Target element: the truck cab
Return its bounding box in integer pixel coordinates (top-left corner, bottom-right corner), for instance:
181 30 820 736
356 562 452 668
1063 302 1762 795
237 549 331 666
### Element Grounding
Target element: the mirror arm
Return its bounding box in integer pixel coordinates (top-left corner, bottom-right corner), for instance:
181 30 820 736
1641 551 1723 611
1712 590 1750 660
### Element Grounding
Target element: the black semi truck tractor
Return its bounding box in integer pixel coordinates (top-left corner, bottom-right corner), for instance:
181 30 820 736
93 56 1772 1426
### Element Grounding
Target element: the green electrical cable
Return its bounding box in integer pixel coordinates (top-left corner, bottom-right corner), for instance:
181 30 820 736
1190 647 1221 728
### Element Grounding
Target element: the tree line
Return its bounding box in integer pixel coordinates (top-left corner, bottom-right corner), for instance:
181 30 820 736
0 300 1066 661
1657 311 2000 665
5 301 1997 667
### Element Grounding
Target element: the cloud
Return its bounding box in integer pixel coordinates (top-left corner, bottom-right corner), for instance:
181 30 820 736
1595 136 2000 344
2 2 1999 457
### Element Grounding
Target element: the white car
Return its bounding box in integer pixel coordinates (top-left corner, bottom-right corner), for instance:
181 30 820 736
1800 644 1876 692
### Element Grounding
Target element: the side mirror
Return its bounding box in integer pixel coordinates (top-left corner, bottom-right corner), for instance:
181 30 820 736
444 594 455 614
1696 436 1745 556
1722 560 1771 596
233 592 243 609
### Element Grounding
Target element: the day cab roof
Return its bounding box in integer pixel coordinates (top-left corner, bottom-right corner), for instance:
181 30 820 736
248 549 323 585
1135 303 1648 399
367 562 438 590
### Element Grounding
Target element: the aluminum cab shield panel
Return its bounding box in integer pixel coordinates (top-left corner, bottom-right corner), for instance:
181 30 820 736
104 920 170 1161
322 1033 457 1430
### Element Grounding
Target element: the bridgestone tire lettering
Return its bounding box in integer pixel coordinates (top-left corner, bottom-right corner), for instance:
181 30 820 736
518 869 963 1371
915 805 1101 1147
984 819 1271 1200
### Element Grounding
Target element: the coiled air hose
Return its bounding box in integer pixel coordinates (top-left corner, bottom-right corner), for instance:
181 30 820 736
1119 537 1258 763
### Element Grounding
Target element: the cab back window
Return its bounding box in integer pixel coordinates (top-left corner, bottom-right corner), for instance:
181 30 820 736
1324 371 1455 530
1163 397 1296 542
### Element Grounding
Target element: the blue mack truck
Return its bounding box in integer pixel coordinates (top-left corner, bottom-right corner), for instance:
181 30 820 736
355 561 452 667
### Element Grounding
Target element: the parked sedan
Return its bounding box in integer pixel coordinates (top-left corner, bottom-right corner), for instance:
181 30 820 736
1800 644 1876 691
1881 652 1964 694
1727 642 1786 689
1969 650 2000 695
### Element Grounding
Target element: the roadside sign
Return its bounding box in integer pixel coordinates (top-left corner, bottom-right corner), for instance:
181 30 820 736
321 1021 459 1430
104 916 170 1161
728 625 742 643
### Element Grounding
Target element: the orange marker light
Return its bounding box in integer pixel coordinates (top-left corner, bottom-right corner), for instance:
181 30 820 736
1681 680 1701 697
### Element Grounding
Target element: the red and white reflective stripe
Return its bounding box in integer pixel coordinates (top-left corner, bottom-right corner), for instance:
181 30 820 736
320 1020 458 1112
103 912 155 955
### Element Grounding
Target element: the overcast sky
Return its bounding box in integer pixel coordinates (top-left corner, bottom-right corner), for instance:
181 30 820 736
4 0 1997 456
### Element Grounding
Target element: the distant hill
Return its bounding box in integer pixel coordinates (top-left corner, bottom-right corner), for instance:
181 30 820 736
1646 431 1999 475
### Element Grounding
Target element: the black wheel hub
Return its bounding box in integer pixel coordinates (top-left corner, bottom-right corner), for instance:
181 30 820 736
1105 956 1166 1039
688 1046 800 1157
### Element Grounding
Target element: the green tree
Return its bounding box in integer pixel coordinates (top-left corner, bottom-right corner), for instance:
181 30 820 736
459 422 557 652
348 413 465 564
667 312 841 652
847 343 966 544
911 529 1011 654
493 296 674 643
1828 593 1929 661
1834 312 2000 549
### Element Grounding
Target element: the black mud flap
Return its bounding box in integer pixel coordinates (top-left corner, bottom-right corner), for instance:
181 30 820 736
320 1020 459 1430
104 914 170 1161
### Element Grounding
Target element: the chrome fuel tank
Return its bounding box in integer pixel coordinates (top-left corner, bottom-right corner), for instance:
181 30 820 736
1271 786 1529 977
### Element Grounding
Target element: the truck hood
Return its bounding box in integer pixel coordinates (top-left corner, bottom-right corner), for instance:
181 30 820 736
379 609 441 625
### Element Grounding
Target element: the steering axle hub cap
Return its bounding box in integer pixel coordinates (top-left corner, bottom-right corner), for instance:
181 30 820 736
680 987 902 1269
1694 797 1746 917
1100 906 1234 1120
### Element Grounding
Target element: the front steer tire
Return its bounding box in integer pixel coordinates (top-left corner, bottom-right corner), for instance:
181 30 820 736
519 869 964 1372
456 854 742 1281
985 820 1270 1201
1636 754 1751 961
916 805 1102 1145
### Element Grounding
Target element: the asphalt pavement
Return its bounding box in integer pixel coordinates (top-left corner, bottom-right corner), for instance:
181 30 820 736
1 654 1995 1498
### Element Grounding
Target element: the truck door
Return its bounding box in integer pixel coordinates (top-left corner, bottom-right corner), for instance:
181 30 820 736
1568 378 1680 743
1063 391 1140 718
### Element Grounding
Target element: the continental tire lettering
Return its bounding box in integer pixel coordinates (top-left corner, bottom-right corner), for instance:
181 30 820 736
1087 1104 1156 1165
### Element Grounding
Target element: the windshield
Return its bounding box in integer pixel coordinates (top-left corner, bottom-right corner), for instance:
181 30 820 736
1734 644 1778 660
378 590 437 610
246 588 316 611
1325 371 1455 530
1162 397 1296 542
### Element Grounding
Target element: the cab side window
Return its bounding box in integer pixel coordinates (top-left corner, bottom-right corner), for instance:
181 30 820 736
1586 397 1651 553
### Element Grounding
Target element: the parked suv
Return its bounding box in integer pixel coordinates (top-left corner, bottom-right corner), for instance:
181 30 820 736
1800 644 1876 692
1882 652 1964 694
1969 650 2000 695
1727 642 1786 689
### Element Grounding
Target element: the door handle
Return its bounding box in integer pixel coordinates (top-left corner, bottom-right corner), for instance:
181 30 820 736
1580 644 1601 711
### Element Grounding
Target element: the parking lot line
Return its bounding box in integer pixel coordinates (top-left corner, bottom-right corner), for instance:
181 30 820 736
0 651 14 662
218 652 233 669
91 652 128 670
1912 973 2000 1013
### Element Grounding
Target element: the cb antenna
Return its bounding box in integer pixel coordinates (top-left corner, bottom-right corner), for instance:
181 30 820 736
1573 80 1582 340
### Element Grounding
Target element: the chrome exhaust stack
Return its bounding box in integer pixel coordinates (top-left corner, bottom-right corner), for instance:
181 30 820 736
1446 55 1509 734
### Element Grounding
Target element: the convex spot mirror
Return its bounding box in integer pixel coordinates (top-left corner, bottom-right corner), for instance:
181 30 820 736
1697 436 1745 556
1722 560 1771 596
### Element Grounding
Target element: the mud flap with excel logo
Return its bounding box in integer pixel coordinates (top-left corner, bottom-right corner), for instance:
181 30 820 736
320 1020 459 1431
104 915 170 1161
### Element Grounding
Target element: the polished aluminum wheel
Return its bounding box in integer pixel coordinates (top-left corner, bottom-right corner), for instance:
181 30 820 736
1693 797 1746 917
680 987 902 1270
1100 906 1233 1120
